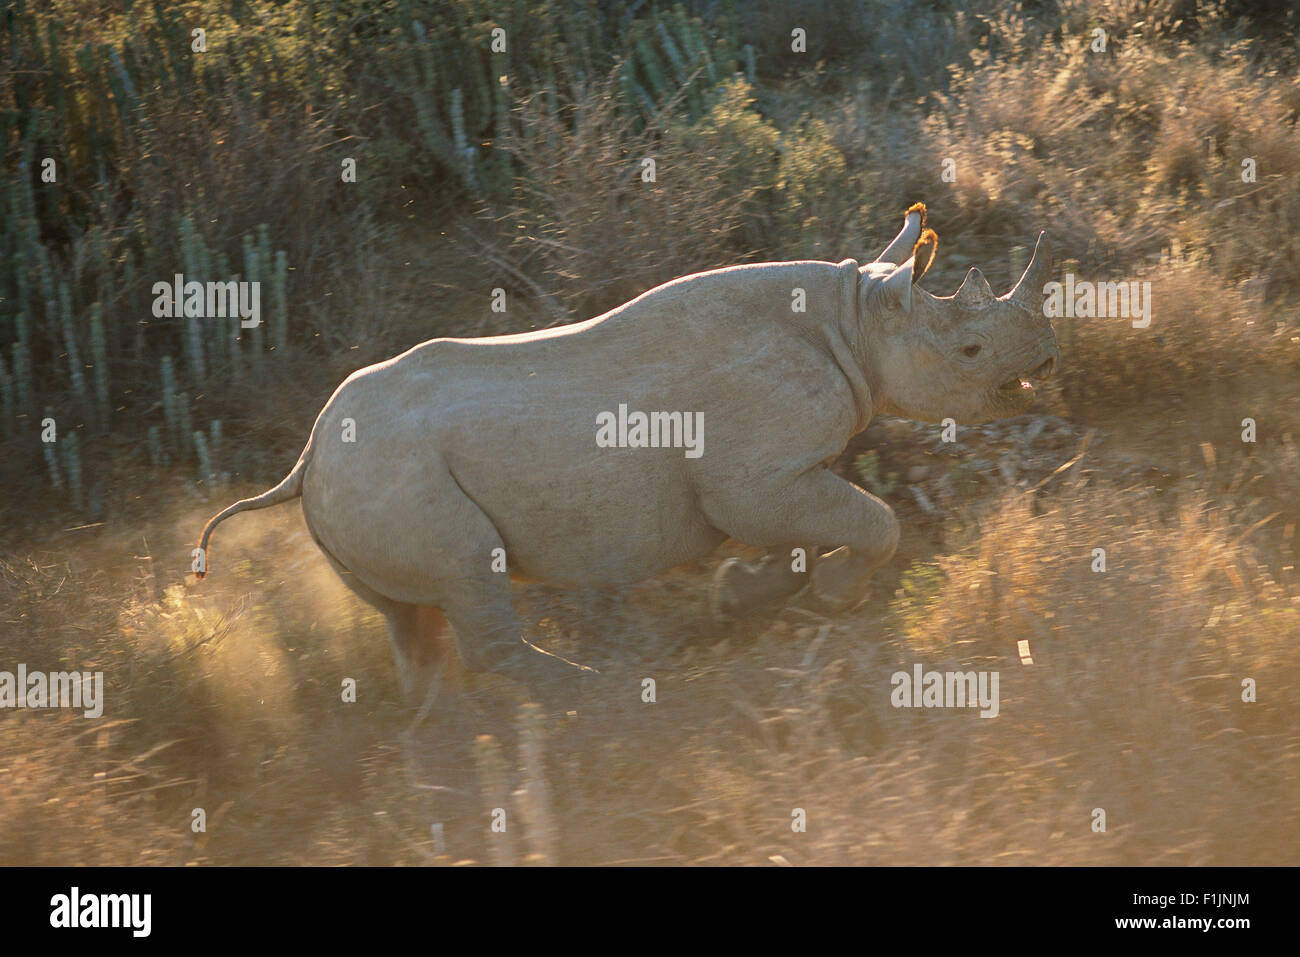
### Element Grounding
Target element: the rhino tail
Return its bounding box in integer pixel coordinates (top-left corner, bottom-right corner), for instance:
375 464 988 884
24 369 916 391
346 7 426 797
195 439 312 578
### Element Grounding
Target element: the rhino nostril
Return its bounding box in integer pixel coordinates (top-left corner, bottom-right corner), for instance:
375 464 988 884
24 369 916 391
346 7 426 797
1032 357 1055 380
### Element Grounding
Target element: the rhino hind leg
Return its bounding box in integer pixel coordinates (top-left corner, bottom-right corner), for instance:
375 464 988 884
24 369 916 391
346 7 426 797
383 604 462 701
435 569 596 702
313 465 595 701
395 475 597 700
313 541 457 700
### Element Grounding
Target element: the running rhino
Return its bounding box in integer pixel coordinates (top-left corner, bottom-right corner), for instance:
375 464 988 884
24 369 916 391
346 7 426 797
197 204 1057 699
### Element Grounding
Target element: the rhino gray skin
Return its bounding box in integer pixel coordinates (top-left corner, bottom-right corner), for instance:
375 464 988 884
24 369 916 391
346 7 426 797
198 205 1058 699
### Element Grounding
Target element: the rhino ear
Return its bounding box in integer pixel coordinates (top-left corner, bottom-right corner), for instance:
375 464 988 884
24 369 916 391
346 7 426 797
911 228 938 284
875 202 926 264
879 258 914 314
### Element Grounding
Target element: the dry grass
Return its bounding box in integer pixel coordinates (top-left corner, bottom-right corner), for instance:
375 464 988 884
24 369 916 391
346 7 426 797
1 464 1295 864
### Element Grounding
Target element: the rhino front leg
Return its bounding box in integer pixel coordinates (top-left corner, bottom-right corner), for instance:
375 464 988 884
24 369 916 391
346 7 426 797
707 469 899 615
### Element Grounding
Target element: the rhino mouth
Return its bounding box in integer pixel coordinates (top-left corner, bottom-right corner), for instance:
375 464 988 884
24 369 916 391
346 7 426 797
997 357 1055 395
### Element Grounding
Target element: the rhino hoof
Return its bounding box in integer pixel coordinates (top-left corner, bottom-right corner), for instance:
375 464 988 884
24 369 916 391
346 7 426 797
710 559 797 644
709 558 751 625
804 588 866 616
807 559 872 615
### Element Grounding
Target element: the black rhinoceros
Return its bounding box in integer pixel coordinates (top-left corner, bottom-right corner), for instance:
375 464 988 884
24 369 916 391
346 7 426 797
197 204 1057 699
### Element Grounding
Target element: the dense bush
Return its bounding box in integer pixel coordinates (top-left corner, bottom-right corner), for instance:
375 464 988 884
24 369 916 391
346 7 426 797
0 0 743 505
1 0 1296 522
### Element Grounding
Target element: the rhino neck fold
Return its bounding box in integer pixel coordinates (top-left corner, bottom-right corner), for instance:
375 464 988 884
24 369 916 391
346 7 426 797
822 259 878 435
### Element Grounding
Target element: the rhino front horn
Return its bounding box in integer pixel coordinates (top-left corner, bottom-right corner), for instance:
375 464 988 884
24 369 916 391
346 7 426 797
1002 231 1051 307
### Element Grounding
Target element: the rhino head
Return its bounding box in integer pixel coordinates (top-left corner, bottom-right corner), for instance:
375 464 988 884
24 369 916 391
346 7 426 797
858 205 1059 424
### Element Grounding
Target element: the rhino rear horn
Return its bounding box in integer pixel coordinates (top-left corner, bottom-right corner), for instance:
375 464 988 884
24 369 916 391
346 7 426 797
1002 231 1051 307
875 202 926 264
954 266 995 303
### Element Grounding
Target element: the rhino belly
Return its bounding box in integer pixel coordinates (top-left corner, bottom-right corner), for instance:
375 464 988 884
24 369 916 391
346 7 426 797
450 445 726 586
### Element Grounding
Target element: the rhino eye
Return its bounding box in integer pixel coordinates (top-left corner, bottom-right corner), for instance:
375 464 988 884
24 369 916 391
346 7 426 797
962 344 982 358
